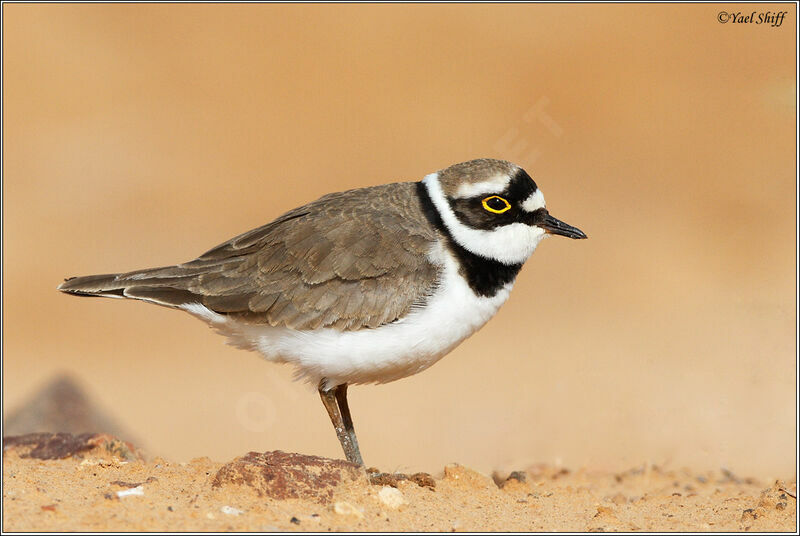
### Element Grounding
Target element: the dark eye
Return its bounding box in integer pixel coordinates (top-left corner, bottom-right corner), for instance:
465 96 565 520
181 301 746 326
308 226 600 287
482 195 511 214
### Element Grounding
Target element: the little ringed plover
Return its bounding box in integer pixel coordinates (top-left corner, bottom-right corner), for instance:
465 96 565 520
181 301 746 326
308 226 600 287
58 158 587 466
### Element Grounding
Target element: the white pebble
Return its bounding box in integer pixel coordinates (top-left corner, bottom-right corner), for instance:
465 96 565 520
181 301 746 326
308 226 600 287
378 486 405 509
334 501 364 519
116 486 144 498
221 505 243 516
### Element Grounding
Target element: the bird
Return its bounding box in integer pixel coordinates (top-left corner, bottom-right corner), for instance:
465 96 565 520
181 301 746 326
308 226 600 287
58 158 586 467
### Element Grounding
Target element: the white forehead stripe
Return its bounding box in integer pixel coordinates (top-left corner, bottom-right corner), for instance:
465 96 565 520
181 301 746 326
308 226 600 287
522 189 546 212
422 173 546 265
453 174 512 199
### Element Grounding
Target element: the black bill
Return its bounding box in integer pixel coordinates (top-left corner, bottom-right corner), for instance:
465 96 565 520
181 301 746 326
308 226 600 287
540 214 587 239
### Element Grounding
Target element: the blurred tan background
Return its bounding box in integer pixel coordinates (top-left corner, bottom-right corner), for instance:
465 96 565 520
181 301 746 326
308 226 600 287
3 4 796 479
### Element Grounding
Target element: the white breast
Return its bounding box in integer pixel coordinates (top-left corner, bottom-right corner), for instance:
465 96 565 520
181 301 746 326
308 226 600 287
182 245 512 389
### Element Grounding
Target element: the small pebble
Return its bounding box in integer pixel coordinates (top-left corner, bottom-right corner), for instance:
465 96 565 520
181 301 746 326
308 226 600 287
116 486 144 498
221 505 243 516
378 486 405 510
290 516 300 524
334 501 364 519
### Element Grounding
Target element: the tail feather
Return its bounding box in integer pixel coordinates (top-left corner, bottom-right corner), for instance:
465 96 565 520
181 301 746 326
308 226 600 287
58 268 201 308
57 274 127 298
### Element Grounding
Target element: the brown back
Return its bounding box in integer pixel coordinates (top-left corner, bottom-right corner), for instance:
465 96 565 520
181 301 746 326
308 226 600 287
67 182 443 331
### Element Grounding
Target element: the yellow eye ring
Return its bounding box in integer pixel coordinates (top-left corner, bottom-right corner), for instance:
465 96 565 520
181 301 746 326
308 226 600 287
482 195 511 214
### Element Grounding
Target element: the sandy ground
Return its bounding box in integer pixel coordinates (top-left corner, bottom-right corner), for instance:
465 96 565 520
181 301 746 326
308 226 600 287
2 433 795 532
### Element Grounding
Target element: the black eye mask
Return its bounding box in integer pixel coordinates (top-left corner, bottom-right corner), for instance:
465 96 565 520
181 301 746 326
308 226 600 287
447 168 540 231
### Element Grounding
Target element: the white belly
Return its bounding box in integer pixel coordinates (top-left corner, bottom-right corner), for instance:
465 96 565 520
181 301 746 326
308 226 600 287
182 251 512 388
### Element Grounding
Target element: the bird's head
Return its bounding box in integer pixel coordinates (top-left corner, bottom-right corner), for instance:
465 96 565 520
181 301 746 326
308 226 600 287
422 158 586 265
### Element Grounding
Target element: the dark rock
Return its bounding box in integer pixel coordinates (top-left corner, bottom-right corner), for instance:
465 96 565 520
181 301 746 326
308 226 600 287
741 508 759 521
368 470 436 489
3 432 142 461
4 432 93 459
369 472 406 487
211 450 366 503
409 472 436 489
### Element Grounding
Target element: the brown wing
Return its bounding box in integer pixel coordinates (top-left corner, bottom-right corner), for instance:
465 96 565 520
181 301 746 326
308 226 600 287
60 182 442 331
